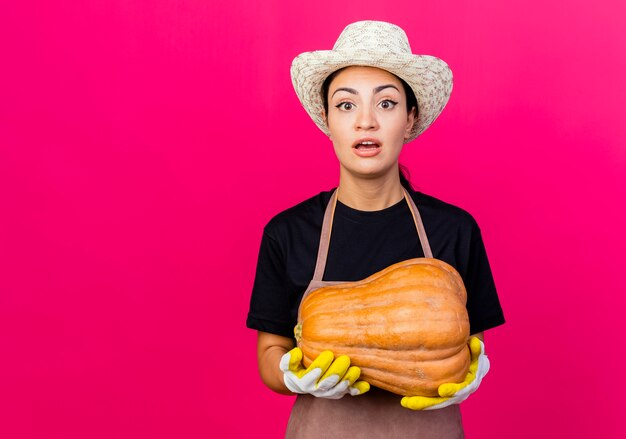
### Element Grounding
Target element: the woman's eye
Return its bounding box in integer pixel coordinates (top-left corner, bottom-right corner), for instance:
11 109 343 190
379 100 398 109
336 102 355 111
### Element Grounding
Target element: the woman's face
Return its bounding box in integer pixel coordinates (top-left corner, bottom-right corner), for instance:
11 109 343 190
324 66 415 182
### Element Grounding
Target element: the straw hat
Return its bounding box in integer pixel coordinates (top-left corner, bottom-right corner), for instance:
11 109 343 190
290 20 453 143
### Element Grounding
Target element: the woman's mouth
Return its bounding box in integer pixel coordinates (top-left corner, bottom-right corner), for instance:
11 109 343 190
353 140 381 157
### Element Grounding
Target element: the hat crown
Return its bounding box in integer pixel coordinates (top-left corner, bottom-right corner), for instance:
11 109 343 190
332 20 412 54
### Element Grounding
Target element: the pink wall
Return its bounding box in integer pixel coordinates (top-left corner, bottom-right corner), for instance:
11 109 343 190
1 1 625 437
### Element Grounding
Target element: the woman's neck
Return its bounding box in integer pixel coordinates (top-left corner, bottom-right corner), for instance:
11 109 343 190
337 170 405 211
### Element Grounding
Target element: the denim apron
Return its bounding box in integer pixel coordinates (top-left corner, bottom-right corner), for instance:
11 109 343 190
285 187 465 439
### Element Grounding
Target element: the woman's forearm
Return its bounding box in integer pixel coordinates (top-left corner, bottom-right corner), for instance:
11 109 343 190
257 331 296 395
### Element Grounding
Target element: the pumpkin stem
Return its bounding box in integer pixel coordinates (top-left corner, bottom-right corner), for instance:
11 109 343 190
294 323 302 343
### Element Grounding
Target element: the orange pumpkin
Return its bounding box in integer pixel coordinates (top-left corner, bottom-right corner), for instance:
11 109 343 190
295 258 470 397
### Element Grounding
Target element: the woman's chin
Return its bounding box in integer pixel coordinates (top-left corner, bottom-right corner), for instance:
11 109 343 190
341 165 398 181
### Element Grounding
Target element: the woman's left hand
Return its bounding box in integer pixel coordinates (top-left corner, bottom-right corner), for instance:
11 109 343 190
401 336 490 410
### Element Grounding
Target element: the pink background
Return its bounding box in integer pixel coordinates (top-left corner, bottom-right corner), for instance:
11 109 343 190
1 1 625 437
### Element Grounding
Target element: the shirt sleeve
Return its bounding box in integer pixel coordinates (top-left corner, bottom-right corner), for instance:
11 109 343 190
246 229 297 338
464 222 506 334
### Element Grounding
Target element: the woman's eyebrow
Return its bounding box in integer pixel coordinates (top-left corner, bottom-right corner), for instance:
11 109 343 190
331 84 400 98
374 84 400 94
331 87 358 98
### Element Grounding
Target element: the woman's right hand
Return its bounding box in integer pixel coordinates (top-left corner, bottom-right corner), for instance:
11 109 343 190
280 347 369 398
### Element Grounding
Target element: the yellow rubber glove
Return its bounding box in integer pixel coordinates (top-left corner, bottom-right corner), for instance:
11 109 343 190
279 347 370 399
401 337 490 410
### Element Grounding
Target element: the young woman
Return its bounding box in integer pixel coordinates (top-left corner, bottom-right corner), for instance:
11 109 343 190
246 21 505 438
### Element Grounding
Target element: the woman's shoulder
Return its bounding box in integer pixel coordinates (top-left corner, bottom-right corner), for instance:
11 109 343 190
409 188 480 231
263 189 334 239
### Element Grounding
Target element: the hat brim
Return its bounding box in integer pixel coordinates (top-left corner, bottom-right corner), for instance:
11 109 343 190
291 50 453 143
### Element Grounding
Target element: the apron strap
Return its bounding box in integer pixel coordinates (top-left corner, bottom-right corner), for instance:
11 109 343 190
311 187 432 282
311 188 339 283
403 187 433 259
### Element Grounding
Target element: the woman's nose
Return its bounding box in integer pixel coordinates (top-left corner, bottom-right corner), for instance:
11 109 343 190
355 106 378 131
